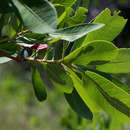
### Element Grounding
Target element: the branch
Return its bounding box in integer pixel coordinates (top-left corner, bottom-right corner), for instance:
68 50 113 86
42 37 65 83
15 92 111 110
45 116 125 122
0 50 59 64
25 57 59 64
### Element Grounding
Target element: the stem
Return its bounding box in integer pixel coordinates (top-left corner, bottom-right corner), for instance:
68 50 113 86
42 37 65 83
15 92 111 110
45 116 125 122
0 50 59 63
17 30 30 36
0 30 30 43
25 57 58 64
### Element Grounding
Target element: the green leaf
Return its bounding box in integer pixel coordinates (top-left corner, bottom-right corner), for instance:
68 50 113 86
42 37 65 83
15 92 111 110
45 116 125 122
82 8 127 45
12 0 57 34
63 40 118 66
58 7 72 25
31 66 47 101
0 42 18 55
71 36 85 52
48 36 62 44
85 70 130 118
50 23 104 42
84 68 130 94
65 88 93 120
37 63 54 88
66 7 88 26
97 48 130 73
51 0 76 7
64 65 101 113
42 63 73 93
64 66 130 122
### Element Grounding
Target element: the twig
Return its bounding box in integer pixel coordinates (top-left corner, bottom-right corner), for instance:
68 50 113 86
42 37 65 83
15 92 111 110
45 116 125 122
25 57 58 64
0 29 30 43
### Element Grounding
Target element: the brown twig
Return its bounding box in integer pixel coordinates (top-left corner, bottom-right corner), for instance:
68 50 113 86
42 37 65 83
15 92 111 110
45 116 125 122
0 50 59 64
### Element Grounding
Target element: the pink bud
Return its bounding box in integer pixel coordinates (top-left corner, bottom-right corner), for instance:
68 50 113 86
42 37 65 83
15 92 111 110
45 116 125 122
17 43 48 50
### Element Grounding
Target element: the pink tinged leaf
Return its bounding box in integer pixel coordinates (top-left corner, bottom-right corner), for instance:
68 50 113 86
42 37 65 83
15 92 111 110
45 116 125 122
17 43 48 50
31 43 48 50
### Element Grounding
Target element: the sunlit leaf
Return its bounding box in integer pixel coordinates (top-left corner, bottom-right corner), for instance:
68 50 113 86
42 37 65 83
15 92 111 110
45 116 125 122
86 70 130 118
64 66 130 122
97 48 130 73
82 8 127 45
63 40 118 65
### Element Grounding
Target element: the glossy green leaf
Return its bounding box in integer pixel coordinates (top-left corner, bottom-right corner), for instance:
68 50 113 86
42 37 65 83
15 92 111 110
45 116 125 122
50 23 104 42
65 88 93 120
31 66 47 101
97 48 130 73
86 70 130 118
63 40 118 66
82 8 127 45
12 0 57 34
64 66 130 122
42 63 73 93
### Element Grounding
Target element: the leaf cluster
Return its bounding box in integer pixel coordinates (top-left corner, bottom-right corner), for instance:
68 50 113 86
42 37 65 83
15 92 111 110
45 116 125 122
0 0 130 123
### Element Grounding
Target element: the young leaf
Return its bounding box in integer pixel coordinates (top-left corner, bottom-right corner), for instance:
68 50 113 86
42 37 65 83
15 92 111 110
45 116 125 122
62 40 118 66
65 7 88 26
58 7 73 25
31 66 47 101
82 8 127 45
12 0 57 34
97 48 130 73
65 88 93 120
49 23 104 42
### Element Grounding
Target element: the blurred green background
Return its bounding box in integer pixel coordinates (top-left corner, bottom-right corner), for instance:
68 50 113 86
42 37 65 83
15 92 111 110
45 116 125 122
0 62 69 130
